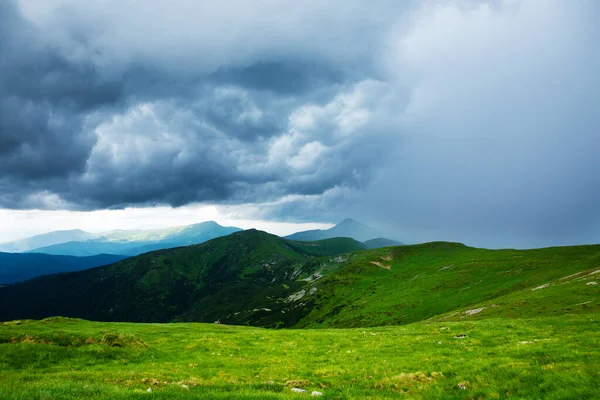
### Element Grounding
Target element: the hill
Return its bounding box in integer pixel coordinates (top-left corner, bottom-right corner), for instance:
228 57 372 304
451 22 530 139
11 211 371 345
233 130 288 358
363 237 403 249
294 242 600 328
0 231 363 326
285 218 397 242
1 232 599 328
26 221 241 257
0 252 126 284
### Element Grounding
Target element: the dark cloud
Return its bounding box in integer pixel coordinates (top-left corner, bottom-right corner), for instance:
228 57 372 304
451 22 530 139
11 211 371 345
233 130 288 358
210 62 344 95
0 1 122 187
1 0 600 248
1 0 388 210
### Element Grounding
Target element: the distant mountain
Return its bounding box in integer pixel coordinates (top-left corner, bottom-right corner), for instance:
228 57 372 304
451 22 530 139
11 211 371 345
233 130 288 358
26 221 242 257
28 241 142 257
0 229 95 253
0 252 126 284
363 238 403 249
286 218 396 242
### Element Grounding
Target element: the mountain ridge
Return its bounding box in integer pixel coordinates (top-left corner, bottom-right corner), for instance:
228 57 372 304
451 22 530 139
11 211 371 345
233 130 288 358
23 221 242 257
1 231 597 328
0 231 363 325
0 229 95 253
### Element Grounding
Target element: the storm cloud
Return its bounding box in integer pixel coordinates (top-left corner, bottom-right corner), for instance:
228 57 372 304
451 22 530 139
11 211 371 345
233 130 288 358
1 0 599 247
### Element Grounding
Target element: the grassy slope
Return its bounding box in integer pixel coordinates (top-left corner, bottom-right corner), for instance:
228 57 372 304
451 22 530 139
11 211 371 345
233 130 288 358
2 238 599 330
0 316 598 399
295 243 600 327
0 231 363 327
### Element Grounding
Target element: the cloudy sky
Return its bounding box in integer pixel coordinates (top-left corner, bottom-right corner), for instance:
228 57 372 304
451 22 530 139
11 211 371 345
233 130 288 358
1 0 599 248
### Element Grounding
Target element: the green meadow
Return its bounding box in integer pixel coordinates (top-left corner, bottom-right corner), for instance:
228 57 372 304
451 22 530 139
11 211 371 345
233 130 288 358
1 315 598 399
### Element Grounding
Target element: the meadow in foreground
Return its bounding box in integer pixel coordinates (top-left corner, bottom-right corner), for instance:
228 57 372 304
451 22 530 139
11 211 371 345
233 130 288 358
1 315 598 399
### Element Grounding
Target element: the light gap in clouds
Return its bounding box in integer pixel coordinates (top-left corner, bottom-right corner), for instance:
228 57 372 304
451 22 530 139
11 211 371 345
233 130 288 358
0 205 333 243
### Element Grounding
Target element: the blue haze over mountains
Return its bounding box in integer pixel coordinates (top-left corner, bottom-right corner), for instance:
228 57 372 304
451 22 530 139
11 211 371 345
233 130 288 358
0 219 400 283
1 218 399 258
1 222 242 257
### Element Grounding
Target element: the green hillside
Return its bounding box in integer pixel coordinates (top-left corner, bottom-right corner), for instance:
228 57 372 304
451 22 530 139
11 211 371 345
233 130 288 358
0 316 598 399
294 242 600 328
0 231 363 327
1 233 599 330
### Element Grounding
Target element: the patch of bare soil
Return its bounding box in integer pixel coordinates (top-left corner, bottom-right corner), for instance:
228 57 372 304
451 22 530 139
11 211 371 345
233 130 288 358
370 261 391 270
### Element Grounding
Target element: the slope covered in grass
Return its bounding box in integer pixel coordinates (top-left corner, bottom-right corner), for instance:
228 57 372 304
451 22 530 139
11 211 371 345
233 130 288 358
0 231 362 326
294 243 600 327
2 235 599 329
0 316 598 399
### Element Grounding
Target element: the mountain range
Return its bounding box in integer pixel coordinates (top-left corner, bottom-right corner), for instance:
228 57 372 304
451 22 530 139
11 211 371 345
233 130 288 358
0 229 95 253
0 218 400 258
1 221 242 257
1 229 597 327
0 231 365 325
0 219 405 284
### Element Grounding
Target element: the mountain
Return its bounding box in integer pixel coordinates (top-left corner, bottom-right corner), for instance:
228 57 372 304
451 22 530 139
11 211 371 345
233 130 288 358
0 229 94 253
363 237 403 249
26 221 242 257
0 231 364 325
0 252 126 284
286 218 397 242
27 241 143 257
1 230 598 328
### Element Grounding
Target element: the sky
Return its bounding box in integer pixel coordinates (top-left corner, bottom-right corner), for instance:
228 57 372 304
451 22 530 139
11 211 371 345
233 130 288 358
0 0 599 248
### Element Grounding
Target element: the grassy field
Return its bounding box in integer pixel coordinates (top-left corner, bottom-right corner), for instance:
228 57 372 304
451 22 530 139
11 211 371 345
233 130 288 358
1 315 598 399
296 243 600 328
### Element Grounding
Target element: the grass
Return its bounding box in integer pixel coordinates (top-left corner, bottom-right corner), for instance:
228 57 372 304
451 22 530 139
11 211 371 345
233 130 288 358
2 238 600 398
1 315 599 399
296 243 600 327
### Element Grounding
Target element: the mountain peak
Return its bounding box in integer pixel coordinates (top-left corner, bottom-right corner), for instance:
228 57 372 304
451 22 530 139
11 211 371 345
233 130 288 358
336 218 362 227
286 218 395 243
